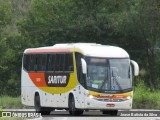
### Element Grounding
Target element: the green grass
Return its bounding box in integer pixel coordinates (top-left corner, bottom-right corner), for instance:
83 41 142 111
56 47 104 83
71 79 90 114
0 96 33 119
0 96 29 109
0 118 23 120
0 96 31 119
133 80 160 109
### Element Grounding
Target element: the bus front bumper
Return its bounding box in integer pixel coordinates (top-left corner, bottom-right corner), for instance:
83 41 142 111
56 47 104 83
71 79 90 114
84 96 132 110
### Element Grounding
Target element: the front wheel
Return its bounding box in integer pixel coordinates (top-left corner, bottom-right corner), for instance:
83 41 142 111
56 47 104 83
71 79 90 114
69 96 83 116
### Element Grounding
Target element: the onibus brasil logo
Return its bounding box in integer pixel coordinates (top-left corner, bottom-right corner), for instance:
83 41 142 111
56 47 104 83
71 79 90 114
0 107 41 118
0 106 12 117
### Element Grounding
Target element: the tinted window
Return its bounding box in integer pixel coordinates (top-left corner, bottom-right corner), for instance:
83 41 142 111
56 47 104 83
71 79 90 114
37 54 47 71
23 53 74 72
64 53 73 71
23 54 30 71
55 54 66 72
47 54 56 71
29 54 36 71
59 54 65 71
55 54 60 71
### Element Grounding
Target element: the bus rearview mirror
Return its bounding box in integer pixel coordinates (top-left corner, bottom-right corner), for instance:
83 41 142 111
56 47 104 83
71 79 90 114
131 60 139 76
81 58 87 74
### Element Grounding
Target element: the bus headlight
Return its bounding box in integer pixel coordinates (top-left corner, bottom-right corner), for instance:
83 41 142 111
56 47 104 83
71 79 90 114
89 95 94 99
126 96 131 99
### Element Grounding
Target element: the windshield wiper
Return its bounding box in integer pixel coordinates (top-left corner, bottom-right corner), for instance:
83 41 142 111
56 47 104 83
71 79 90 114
112 76 123 92
110 69 124 92
100 69 123 91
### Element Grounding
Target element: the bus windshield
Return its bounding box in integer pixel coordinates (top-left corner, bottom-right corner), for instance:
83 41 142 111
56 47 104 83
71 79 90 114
85 57 131 92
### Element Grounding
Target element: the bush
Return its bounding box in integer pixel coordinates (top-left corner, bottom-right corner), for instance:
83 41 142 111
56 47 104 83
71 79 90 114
0 96 30 109
133 80 160 109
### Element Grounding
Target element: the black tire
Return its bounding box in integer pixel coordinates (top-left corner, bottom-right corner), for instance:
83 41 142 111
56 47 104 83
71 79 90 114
34 95 51 115
102 110 118 116
69 96 83 116
35 95 41 113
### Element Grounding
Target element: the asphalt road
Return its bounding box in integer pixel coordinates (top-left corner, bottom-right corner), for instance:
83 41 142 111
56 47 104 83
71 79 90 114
35 117 160 120
2 109 160 120
32 109 160 120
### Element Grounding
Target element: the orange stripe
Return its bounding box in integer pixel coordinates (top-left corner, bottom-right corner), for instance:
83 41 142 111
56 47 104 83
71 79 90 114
28 72 47 87
26 48 70 54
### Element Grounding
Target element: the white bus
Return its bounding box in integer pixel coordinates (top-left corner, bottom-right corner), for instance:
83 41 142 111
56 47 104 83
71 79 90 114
21 43 139 115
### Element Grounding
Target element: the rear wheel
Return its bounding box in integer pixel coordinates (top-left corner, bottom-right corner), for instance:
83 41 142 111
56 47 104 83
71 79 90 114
35 95 51 115
69 95 83 116
102 110 118 116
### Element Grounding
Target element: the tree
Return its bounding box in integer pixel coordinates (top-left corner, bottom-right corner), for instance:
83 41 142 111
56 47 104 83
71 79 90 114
0 0 30 96
0 0 11 95
19 0 121 46
113 0 160 89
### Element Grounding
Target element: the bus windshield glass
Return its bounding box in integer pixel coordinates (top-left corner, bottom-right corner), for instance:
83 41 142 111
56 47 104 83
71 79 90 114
85 57 131 92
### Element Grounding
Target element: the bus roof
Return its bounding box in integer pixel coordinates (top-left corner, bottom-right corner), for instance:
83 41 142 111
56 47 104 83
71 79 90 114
24 43 129 58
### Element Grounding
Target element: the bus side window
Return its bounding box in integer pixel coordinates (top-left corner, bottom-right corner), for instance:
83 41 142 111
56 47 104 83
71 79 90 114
55 54 60 71
37 54 47 71
41 54 47 71
34 54 37 71
29 54 36 71
27 55 31 71
59 54 65 72
68 53 74 71
37 54 42 71
47 54 56 71
23 54 30 71
64 53 74 72
64 54 69 71
23 54 36 72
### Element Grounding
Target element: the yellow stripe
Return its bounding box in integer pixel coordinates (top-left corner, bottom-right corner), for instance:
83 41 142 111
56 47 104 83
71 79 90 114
89 91 132 97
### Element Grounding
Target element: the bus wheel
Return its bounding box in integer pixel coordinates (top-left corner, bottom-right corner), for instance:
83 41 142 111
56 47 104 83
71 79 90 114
35 95 51 115
69 96 83 116
102 110 118 116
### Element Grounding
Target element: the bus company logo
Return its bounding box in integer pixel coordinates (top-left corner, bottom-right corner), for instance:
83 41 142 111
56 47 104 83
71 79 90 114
48 76 66 84
45 73 70 87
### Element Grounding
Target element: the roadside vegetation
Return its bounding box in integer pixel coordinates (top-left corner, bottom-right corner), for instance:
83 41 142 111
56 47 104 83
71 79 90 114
0 96 30 109
133 80 160 109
